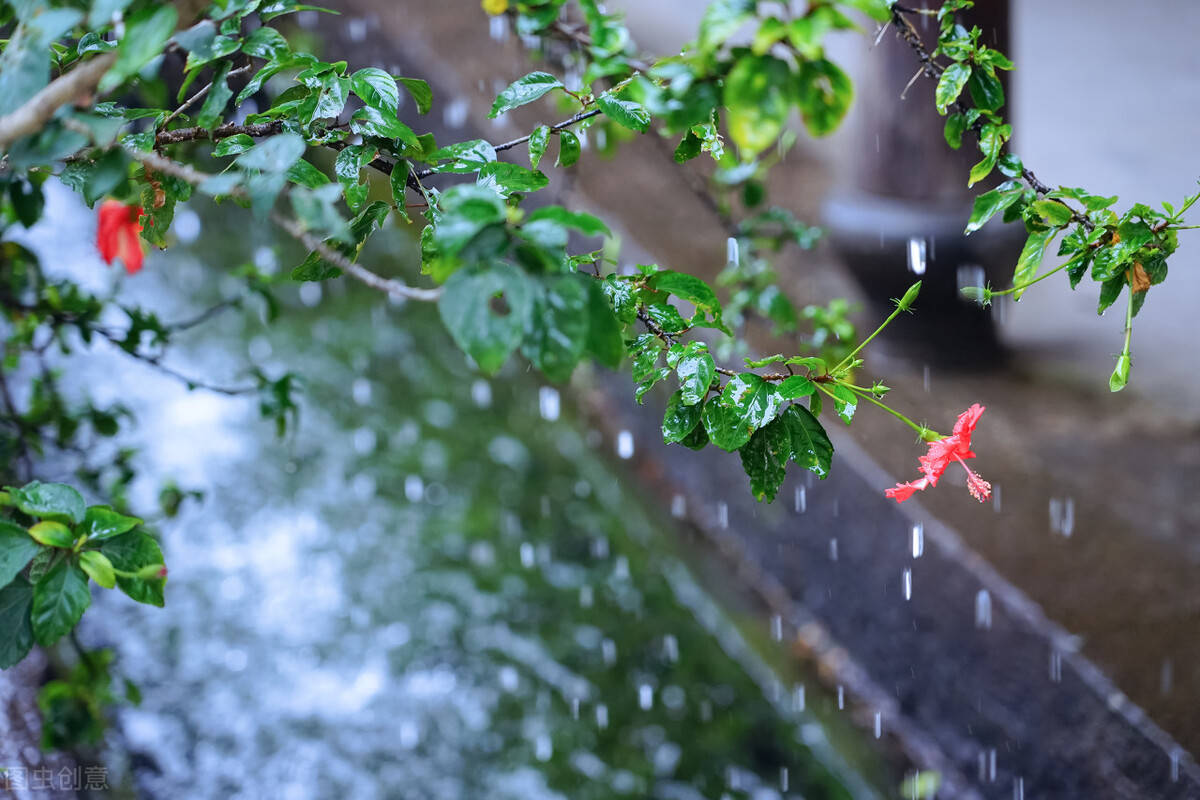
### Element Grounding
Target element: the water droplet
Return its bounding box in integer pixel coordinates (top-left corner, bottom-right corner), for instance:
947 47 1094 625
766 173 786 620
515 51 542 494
726 237 739 267
352 378 372 405
771 615 783 641
443 97 470 128
907 236 927 275
717 501 728 529
404 475 424 502
579 585 593 608
903 567 913 600
596 703 609 729
975 589 993 630
1013 776 1024 800
498 665 519 692
988 748 997 782
911 522 924 558
601 638 617 666
346 17 368 41
780 767 790 792
488 13 509 41
535 734 553 761
794 485 807 513
1049 649 1062 683
922 364 931 392
616 430 634 459
519 542 535 568
829 538 838 561
874 711 882 738
1049 496 1075 536
1171 749 1181 782
173 207 202 243
299 282 322 307
570 697 580 719
671 494 687 518
538 386 560 421
793 684 805 712
663 634 679 663
837 684 844 710
638 684 653 710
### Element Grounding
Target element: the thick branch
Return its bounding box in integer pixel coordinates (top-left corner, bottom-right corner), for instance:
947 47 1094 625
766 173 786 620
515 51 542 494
0 53 117 153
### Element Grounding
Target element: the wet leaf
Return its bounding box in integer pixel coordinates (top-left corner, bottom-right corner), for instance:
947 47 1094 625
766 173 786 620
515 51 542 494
521 274 590 382
490 71 564 118
0 578 34 669
528 125 550 169
79 551 116 590
79 506 141 543
782 405 833 479
99 531 166 608
1012 228 1056 299
738 416 792 502
7 481 85 525
725 54 790 156
596 92 651 133
935 62 971 114
439 264 534 374
31 558 91 645
663 390 704 444
557 130 581 167
0 521 40 589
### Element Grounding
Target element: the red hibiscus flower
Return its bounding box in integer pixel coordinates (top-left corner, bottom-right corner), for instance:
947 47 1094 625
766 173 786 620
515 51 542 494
885 404 991 503
96 200 145 274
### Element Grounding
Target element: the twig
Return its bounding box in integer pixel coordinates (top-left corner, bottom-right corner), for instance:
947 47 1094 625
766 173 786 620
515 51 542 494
154 119 284 147
0 52 117 152
159 63 253 128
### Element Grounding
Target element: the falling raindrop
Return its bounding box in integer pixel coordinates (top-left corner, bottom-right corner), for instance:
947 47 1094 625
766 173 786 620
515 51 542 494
519 542 535 568
780 767 790 792
616 430 634 459
911 522 924 558
771 615 783 641
346 17 367 41
638 684 654 710
601 638 617 666
717 501 729 529
488 13 509 41
874 711 882 738
596 704 609 729
1049 497 1076 536
1171 749 1181 782
470 379 492 408
975 589 993 630
903 568 913 600
1013 777 1024 800
922 364 931 392
956 263 986 298
579 585 593 608
535 734 553 762
538 386 560 421
794 485 807 513
907 236 927 275
613 555 631 580
988 749 997 782
404 475 424 502
837 685 844 710
793 684 806 712
1049 649 1063 683
352 378 372 406
829 538 839 561
570 697 580 720
664 634 679 663
443 97 470 128
671 494 687 518
726 237 739 267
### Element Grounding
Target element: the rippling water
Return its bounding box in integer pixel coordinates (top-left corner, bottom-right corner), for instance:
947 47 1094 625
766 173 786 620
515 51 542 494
21 185 883 799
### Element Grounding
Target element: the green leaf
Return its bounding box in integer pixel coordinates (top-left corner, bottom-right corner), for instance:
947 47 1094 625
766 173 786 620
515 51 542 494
389 159 410 214
236 133 307 173
528 125 551 169
351 67 400 115
521 274 590 382
79 506 141 543
935 62 971 114
99 531 166 607
841 0 892 22
0 521 39 589
724 54 790 157
967 67 1004 111
782 404 833 478
79 551 116 590
240 25 290 60
944 113 967 149
752 16 788 55
31 558 91 645
0 578 35 669
28 521 75 549
777 375 815 399
1031 199 1073 227
1012 228 1056 299
490 71 565 117
965 182 1022 234
334 144 376 212
439 264 534 374
738 415 792 502
100 5 177 93
432 139 497 173
663 390 705 444
557 131 581 167
702 396 754 452
476 162 549 196
795 57 854 138
584 280 624 369
676 346 715 406
196 62 235 130
830 384 857 425
674 130 702 163
430 184 506 259
699 0 755 51
398 77 433 114
213 133 256 157
968 123 1010 187
595 92 651 133
1096 275 1124 315
348 106 419 149
527 206 610 237
717 373 783 441
8 481 85 524
287 158 330 189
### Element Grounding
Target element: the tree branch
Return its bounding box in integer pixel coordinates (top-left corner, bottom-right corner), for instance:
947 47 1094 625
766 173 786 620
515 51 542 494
0 52 117 153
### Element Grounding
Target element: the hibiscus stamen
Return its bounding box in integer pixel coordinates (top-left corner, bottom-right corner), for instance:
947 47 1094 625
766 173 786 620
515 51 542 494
953 453 992 503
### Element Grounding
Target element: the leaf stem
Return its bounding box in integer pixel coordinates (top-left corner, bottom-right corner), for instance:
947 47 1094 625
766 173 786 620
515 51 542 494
840 383 942 440
832 303 904 374
989 257 1073 297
